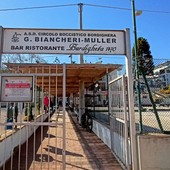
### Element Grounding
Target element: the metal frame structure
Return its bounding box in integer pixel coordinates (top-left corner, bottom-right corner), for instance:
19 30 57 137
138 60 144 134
0 28 138 169
0 64 66 169
109 75 130 169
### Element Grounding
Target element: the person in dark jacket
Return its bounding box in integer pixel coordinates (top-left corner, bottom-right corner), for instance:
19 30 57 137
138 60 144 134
14 103 18 128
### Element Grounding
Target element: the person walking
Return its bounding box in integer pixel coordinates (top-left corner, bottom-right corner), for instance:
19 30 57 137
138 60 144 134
14 103 18 128
6 103 13 129
44 95 49 114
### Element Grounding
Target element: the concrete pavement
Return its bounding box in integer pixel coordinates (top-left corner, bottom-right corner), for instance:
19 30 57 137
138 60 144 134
3 111 122 170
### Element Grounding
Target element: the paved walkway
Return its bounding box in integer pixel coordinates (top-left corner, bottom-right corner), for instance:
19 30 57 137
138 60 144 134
3 111 123 170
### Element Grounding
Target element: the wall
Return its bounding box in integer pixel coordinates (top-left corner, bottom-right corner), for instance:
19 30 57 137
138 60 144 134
92 120 111 148
0 114 48 167
93 119 170 170
137 134 170 170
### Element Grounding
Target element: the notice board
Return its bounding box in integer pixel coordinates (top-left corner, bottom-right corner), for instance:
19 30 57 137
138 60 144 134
0 76 33 102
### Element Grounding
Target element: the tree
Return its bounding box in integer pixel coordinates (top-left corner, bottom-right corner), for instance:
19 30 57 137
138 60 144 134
2 54 47 64
132 37 154 75
1 54 47 70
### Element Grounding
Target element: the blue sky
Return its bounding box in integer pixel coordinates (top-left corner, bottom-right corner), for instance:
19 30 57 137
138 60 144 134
0 0 170 65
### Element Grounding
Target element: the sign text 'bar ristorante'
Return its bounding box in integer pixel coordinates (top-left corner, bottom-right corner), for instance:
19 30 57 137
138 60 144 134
2 28 126 55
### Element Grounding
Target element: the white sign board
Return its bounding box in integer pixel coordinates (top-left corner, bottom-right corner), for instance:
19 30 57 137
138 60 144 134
3 28 125 55
0 76 33 102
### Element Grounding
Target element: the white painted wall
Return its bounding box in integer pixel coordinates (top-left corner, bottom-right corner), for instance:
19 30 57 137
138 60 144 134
137 134 170 170
0 114 48 167
92 120 111 148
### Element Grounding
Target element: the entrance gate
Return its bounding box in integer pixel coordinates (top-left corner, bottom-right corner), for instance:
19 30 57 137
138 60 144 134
0 64 66 169
0 27 137 169
109 75 131 169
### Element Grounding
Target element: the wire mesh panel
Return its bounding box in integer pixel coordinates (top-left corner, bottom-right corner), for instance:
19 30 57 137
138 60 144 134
109 75 131 170
135 59 170 134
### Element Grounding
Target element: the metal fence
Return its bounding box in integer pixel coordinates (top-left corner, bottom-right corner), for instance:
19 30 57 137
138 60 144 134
0 64 66 169
109 75 131 170
136 59 170 134
85 58 170 135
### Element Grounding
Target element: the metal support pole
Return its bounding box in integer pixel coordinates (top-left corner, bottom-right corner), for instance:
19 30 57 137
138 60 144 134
78 80 85 124
78 3 84 64
106 68 110 124
125 28 138 170
0 26 3 69
131 0 143 133
131 0 164 133
0 26 3 111
78 3 85 125
62 63 66 170
93 86 95 118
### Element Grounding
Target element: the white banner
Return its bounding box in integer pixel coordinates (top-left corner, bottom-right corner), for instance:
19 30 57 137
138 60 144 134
3 28 125 55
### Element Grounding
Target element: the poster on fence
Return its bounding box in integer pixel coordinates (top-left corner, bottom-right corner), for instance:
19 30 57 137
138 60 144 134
0 76 33 102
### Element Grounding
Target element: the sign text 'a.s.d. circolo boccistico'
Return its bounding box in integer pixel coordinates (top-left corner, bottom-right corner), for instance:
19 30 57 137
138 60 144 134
2 28 125 55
